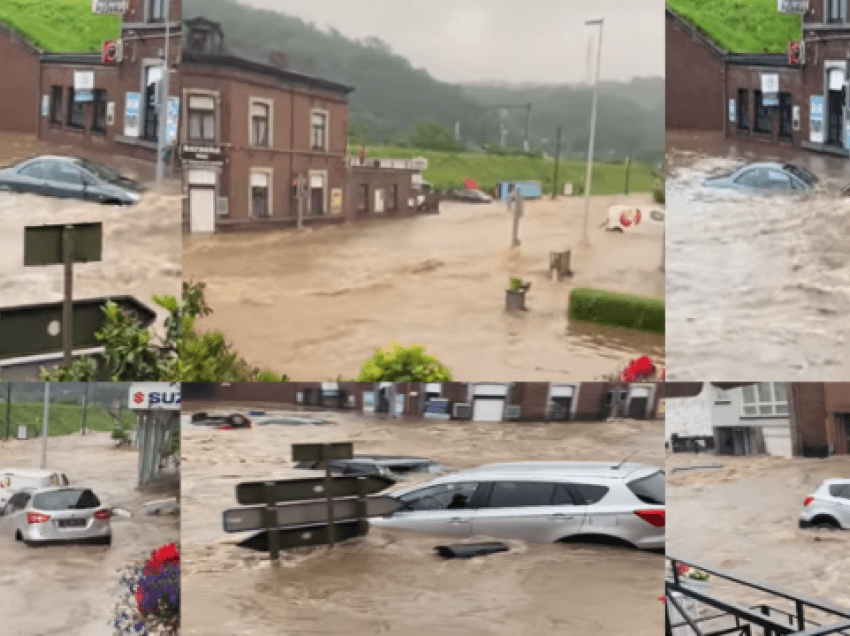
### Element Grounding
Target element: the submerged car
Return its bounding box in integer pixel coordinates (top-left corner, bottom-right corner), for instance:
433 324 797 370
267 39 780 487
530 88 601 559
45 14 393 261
0 155 142 205
0 486 111 546
447 188 493 203
704 162 818 194
295 455 450 480
799 479 850 530
370 461 665 550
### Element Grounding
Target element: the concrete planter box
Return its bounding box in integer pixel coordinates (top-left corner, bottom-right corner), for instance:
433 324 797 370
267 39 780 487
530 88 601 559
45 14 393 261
505 284 530 311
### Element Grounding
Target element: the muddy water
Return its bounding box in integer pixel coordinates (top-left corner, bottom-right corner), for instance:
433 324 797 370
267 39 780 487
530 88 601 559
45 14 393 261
667 453 850 623
0 432 179 636
0 133 182 325
182 195 664 381
666 136 850 379
181 407 665 635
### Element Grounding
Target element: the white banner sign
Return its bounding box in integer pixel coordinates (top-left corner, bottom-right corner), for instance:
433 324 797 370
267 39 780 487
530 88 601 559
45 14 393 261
761 73 779 94
129 384 181 410
74 70 94 92
777 0 808 13
92 0 127 14
124 92 140 137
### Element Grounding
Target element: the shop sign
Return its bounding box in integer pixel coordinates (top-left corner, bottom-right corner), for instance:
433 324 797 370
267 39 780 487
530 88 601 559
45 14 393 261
810 95 824 144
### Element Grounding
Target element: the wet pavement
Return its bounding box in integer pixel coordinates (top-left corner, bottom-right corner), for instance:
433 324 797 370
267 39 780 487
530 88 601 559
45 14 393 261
181 406 665 636
0 133 182 329
667 452 850 624
0 432 179 636
182 195 664 381
666 131 850 379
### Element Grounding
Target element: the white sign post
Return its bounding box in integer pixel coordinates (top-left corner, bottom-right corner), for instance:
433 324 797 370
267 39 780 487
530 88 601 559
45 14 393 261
74 71 95 103
128 383 181 410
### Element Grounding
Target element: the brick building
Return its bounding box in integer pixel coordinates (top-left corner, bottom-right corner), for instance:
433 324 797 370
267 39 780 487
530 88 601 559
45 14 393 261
182 381 664 422
667 4 850 155
789 383 850 456
180 18 435 233
0 0 182 164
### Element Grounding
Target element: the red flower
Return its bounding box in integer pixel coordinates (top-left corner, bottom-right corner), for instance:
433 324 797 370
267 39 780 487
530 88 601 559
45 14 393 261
677 564 690 576
658 596 666 603
144 543 180 576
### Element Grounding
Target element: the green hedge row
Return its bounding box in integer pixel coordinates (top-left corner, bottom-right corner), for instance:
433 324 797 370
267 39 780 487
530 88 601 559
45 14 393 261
569 288 665 333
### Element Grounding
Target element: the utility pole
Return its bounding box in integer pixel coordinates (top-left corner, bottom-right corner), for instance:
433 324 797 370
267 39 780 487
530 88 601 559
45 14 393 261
155 0 171 183
41 383 50 469
552 126 562 200
625 155 631 195
81 383 88 435
62 226 74 366
524 104 531 152
582 18 604 247
297 175 305 229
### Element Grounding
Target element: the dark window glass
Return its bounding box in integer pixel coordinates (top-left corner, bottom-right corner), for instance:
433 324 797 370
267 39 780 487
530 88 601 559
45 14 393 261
488 481 555 508
553 484 579 505
754 90 770 134
143 66 161 141
399 482 478 511
252 103 270 147
252 186 269 217
7 492 31 513
570 483 610 504
627 472 665 505
737 89 749 131
50 85 63 124
19 161 45 179
92 89 107 133
826 0 848 23
734 169 760 188
762 169 793 190
66 88 86 129
389 184 399 210
149 0 165 22
33 489 100 511
778 92 792 140
42 161 83 185
311 111 327 150
783 163 818 186
829 484 850 499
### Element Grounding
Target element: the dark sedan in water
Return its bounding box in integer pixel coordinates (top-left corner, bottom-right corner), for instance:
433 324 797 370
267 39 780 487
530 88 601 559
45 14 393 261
0 156 142 205
704 162 818 194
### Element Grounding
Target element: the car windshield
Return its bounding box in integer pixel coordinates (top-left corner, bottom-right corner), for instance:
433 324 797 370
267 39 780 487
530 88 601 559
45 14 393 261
73 158 123 184
782 163 818 186
627 471 665 505
33 489 101 511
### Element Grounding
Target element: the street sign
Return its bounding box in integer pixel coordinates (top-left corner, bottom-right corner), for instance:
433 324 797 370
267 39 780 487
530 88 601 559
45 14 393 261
222 496 402 533
74 71 95 103
92 0 127 13
129 384 181 410
777 0 808 13
0 296 156 360
235 475 393 505
24 223 102 266
237 520 369 552
292 442 353 462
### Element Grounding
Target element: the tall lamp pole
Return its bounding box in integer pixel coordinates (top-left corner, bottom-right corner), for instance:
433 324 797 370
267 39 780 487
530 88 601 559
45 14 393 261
155 0 172 183
582 18 604 247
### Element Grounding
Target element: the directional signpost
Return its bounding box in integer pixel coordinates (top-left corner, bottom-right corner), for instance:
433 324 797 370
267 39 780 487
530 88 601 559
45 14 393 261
224 442 398 560
23 223 103 366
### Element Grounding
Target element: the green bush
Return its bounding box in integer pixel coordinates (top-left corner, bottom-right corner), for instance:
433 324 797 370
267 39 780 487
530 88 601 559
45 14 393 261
358 344 453 382
569 288 665 333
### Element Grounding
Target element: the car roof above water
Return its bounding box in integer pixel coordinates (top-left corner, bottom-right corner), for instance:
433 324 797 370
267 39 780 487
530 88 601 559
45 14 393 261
438 462 659 481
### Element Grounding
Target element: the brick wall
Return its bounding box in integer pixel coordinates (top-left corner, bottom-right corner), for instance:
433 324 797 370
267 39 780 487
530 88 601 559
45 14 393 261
0 27 40 134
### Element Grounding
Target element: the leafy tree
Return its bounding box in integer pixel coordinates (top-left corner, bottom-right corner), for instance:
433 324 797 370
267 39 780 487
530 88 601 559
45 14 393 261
358 343 453 382
348 120 369 146
408 121 462 152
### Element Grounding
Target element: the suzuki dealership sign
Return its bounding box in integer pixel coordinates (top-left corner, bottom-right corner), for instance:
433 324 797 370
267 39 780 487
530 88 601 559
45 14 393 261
129 383 181 410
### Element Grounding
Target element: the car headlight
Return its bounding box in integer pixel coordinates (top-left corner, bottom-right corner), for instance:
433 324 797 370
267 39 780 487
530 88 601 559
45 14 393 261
127 190 141 203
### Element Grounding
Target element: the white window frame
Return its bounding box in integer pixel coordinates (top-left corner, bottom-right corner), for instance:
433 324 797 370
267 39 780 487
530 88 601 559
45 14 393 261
740 383 789 418
307 169 327 215
185 91 218 144
310 107 329 152
824 0 849 24
249 167 273 218
249 97 273 149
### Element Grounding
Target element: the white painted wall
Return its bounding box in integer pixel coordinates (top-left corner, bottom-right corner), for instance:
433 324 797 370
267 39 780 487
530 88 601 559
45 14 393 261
665 384 713 441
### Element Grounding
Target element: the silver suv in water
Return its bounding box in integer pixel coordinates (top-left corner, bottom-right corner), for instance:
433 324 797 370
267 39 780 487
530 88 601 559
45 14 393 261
370 462 665 550
799 479 850 530
0 486 112 546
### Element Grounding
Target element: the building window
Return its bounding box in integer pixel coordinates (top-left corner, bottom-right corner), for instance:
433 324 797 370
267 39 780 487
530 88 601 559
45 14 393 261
358 183 369 213
310 110 327 151
826 0 848 23
50 86 63 125
388 184 398 210
741 383 788 417
714 388 732 404
143 66 163 142
778 92 793 140
737 89 748 131
753 90 770 133
187 94 216 142
251 101 270 147
149 0 165 22
66 88 86 129
251 171 271 218
92 89 107 133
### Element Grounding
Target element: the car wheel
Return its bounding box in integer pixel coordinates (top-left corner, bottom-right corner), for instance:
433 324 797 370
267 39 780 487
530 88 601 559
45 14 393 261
812 518 840 530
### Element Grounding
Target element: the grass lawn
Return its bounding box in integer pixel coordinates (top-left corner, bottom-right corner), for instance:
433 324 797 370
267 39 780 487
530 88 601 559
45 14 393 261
0 0 120 52
0 403 136 438
667 0 800 53
355 145 657 195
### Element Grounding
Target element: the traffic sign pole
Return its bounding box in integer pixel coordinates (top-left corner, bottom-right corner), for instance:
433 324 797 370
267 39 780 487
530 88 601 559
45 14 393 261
62 226 74 366
265 482 280 561
323 445 336 547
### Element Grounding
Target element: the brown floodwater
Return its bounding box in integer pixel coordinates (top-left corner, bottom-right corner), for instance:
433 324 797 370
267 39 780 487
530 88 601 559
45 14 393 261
667 452 850 628
666 132 850 379
182 195 664 381
181 406 665 635
0 133 182 325
0 431 179 636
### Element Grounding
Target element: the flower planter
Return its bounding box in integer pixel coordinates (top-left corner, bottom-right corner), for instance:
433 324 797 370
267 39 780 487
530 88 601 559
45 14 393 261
505 284 531 311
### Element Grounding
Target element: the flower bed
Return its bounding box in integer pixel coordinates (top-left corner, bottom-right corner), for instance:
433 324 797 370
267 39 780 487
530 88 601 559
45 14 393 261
112 543 180 635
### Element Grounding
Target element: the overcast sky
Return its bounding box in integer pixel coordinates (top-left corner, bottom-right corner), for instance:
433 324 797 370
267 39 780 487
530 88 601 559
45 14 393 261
240 0 664 83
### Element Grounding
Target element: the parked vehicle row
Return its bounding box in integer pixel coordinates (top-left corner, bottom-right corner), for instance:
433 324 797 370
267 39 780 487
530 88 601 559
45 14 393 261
0 469 111 546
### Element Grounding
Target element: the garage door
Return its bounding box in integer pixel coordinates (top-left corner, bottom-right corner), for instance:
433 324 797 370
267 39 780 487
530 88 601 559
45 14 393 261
189 186 216 234
473 399 504 422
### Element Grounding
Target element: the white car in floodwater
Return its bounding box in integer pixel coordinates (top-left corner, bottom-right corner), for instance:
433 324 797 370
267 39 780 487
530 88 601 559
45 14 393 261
370 462 665 550
799 479 850 530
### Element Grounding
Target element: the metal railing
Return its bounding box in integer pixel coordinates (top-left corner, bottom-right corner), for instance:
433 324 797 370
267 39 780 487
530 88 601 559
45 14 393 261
666 555 850 636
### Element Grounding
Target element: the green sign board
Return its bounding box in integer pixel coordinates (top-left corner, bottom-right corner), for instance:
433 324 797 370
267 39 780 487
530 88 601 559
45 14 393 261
292 442 354 462
237 520 369 553
24 223 102 266
235 475 393 506
223 496 402 533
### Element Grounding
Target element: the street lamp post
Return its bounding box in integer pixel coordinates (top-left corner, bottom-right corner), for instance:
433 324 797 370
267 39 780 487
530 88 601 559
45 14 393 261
155 0 172 184
582 18 604 247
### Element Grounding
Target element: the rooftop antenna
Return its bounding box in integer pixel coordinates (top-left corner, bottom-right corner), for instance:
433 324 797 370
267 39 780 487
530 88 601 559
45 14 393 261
613 450 637 470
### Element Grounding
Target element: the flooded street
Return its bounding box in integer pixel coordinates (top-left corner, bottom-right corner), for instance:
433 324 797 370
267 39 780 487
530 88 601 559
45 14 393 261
666 132 850 379
181 406 665 635
182 194 664 381
0 133 181 325
0 432 179 636
667 452 850 621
